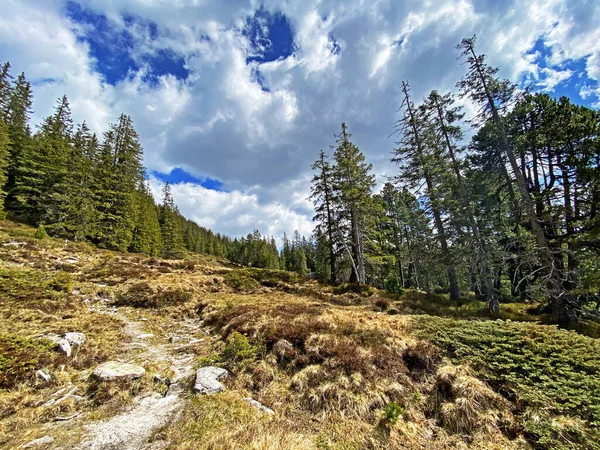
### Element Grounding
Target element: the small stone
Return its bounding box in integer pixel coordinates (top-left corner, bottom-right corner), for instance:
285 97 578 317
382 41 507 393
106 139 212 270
169 336 185 343
194 366 228 394
70 395 86 403
137 333 154 339
22 435 54 448
92 361 146 381
64 332 86 349
126 342 148 350
243 398 275 415
153 374 169 384
166 382 185 396
36 369 51 383
57 339 72 357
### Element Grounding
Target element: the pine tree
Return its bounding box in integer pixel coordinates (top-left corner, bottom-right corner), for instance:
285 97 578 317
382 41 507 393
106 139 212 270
392 82 461 301
159 181 185 258
65 122 99 240
332 123 375 284
0 62 12 123
130 181 162 255
310 149 338 281
456 36 564 321
0 121 9 219
5 72 33 212
95 114 144 251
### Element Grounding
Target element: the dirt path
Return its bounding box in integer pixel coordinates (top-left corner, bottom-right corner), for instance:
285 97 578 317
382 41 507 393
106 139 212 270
75 306 206 450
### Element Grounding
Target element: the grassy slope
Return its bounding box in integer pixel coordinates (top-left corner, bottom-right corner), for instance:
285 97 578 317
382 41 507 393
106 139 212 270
0 220 598 449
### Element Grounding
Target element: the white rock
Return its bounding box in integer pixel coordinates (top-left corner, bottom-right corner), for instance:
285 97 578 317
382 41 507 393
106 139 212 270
194 366 228 394
64 332 86 349
243 398 275 415
92 361 146 381
36 369 51 383
137 333 154 339
57 339 72 357
3 241 26 247
126 342 148 350
22 435 54 448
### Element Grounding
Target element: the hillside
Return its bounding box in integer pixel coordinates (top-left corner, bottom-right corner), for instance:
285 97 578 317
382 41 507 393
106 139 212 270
0 220 599 450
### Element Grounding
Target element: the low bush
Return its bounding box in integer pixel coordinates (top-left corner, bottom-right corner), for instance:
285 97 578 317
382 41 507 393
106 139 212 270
373 297 391 311
332 283 375 296
382 402 404 425
413 316 600 448
46 272 73 293
0 335 58 389
223 271 260 291
224 268 301 292
33 225 48 240
114 283 193 308
219 331 262 371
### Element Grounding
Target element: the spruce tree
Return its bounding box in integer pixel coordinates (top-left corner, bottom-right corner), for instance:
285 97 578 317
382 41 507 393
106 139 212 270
39 95 74 234
0 121 9 218
66 122 98 240
456 36 563 320
159 181 185 258
130 181 162 255
95 114 144 251
0 62 12 123
5 72 33 211
392 82 461 301
332 122 375 284
310 149 338 281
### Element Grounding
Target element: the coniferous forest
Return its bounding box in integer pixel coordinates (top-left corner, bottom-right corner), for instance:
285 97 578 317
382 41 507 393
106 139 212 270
1 35 599 327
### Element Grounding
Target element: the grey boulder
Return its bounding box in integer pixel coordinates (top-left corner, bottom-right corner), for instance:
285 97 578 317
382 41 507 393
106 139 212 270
193 366 228 394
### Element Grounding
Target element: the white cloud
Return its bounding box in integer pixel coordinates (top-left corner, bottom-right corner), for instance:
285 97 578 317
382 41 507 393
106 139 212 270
1 0 598 242
148 176 313 243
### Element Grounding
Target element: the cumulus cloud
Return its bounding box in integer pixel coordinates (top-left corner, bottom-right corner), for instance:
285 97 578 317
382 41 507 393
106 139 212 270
148 176 313 242
1 0 598 240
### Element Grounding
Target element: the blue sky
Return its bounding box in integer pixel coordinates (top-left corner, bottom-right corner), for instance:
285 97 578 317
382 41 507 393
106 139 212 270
0 0 598 240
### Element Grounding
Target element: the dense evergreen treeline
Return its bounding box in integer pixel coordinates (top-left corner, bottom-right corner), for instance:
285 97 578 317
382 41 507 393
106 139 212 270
0 62 243 259
0 60 314 266
310 36 600 325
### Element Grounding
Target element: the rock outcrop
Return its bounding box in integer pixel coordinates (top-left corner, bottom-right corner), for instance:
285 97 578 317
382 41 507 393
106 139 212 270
193 366 228 394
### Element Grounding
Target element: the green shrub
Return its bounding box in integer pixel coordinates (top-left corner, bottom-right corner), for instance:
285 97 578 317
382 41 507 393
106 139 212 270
332 283 375 296
223 271 260 291
0 335 57 389
114 283 193 308
219 331 261 371
413 317 600 448
46 272 73 293
0 268 46 302
33 224 48 239
382 402 404 425
224 268 301 291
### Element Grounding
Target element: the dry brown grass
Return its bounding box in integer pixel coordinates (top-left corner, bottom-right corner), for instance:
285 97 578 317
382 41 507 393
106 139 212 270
0 221 529 449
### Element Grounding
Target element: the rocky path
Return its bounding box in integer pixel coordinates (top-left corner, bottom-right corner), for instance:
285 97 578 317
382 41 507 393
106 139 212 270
75 306 207 450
